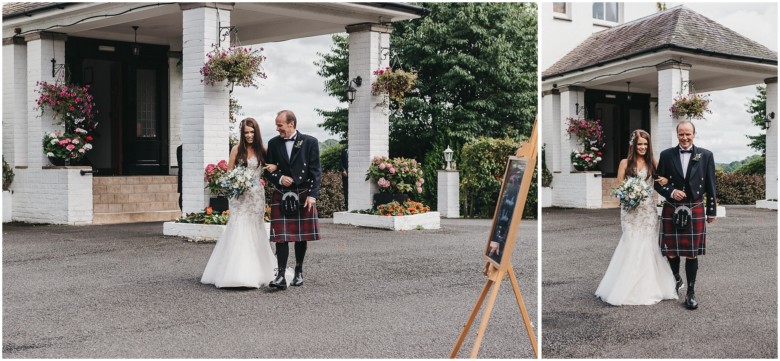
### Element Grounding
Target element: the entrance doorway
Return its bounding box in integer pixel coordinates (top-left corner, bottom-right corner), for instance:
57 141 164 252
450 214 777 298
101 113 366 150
66 37 169 175
585 89 650 177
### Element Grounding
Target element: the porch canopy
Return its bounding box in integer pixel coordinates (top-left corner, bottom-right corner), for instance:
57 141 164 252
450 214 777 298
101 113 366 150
542 6 777 94
3 2 424 45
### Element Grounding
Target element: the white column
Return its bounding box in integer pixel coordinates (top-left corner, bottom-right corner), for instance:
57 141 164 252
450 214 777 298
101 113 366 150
3 37 27 167
649 97 659 158
656 63 690 151
180 4 232 213
558 86 584 172
346 23 391 211
168 51 183 172
765 77 777 200
25 32 66 169
437 170 460 218
542 90 561 172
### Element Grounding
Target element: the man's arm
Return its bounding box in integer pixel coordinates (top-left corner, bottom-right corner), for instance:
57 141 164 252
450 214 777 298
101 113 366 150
704 151 718 218
265 140 283 185
654 151 675 199
306 137 322 199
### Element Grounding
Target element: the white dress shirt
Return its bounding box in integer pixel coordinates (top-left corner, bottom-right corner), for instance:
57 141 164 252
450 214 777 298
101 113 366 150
680 145 692 178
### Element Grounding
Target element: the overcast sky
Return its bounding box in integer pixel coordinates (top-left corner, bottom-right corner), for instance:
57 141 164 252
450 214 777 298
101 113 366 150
233 2 777 163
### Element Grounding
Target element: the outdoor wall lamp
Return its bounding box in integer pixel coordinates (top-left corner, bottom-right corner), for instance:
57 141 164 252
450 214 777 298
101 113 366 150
626 81 631 101
444 146 454 170
765 111 775 129
347 76 362 103
132 26 140 57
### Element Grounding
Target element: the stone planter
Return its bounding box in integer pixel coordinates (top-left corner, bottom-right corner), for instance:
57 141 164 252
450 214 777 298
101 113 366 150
3 190 11 223
756 200 778 210
333 211 440 231
163 221 271 241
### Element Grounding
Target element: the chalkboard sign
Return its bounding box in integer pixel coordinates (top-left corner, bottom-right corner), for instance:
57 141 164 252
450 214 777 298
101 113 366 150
484 156 527 265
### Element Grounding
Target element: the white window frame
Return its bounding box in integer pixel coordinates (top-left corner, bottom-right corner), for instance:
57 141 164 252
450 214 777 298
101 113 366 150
592 2 621 27
552 2 572 21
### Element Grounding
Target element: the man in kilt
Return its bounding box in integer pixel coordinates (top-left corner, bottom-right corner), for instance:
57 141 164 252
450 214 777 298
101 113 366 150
265 110 322 290
654 120 717 310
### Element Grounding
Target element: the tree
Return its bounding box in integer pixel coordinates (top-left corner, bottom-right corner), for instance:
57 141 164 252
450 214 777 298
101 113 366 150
314 3 538 207
746 85 767 156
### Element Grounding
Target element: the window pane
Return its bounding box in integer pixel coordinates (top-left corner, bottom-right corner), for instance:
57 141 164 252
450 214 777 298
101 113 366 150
593 2 604 20
553 2 567 14
136 69 157 138
605 2 618 22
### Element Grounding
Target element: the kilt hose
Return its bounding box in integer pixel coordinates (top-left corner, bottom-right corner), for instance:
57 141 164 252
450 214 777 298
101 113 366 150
269 184 321 243
659 200 706 258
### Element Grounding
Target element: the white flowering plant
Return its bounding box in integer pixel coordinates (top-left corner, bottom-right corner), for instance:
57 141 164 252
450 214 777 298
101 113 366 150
612 176 652 210
218 166 259 199
42 130 93 162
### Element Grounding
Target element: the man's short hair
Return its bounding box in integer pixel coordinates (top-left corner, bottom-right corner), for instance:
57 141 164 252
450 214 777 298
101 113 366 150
277 110 297 128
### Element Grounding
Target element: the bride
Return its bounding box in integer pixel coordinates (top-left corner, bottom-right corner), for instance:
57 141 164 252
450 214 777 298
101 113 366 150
201 117 278 288
595 129 678 305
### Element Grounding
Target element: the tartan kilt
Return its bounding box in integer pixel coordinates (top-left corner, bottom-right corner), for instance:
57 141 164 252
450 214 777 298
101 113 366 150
659 200 706 258
269 184 321 243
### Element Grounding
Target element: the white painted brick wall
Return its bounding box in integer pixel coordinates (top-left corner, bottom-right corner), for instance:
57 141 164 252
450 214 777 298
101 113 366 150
551 172 602 208
437 170 460 218
656 65 689 152
169 56 183 171
26 36 65 169
181 7 231 213
12 167 93 224
765 79 777 200
558 88 583 172
3 41 28 166
347 26 391 211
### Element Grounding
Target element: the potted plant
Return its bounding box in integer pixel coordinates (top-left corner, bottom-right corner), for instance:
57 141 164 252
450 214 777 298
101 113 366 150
200 45 268 89
365 156 425 209
566 117 604 171
371 66 417 111
204 160 229 213
42 130 93 166
670 93 711 120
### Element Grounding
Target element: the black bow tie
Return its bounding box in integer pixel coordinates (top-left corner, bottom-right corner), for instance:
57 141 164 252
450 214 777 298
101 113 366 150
680 149 692 154
285 138 296 142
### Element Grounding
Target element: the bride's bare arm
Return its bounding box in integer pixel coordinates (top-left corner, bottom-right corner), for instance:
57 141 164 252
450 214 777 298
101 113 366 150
227 146 238 170
617 159 627 183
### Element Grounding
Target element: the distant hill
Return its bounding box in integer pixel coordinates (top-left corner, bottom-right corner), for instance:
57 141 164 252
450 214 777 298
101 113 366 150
718 154 762 173
319 139 340 151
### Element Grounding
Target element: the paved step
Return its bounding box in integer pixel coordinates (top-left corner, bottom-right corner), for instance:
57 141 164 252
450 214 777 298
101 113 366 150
602 177 620 208
93 176 180 224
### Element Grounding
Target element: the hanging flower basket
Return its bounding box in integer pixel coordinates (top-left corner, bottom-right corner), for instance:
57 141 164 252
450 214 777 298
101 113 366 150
670 93 711 120
35 81 98 132
200 45 268 89
371 67 417 110
566 117 605 171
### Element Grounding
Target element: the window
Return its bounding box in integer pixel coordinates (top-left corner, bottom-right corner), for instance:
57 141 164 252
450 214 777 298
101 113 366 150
136 69 157 138
553 2 571 20
593 2 620 23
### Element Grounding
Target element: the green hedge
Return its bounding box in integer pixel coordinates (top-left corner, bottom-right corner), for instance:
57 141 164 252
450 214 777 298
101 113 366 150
320 143 346 173
716 170 765 205
460 137 536 219
733 156 765 175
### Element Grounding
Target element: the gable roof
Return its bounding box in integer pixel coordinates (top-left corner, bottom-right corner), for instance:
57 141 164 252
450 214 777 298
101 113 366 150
2 2 61 18
543 6 778 80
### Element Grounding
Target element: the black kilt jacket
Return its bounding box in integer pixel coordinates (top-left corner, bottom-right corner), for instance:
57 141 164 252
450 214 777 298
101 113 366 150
654 144 717 257
265 131 322 242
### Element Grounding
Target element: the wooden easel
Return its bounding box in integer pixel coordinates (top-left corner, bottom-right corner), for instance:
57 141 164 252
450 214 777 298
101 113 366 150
450 120 539 359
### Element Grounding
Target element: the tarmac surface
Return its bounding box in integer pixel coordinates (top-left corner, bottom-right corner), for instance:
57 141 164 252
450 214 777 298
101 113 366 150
3 217 538 358
542 206 777 358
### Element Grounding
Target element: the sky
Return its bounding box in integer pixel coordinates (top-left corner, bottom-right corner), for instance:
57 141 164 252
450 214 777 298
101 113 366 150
233 2 778 163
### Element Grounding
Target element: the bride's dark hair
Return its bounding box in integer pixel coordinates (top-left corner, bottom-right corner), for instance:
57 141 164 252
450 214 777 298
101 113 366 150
236 117 266 166
626 129 656 180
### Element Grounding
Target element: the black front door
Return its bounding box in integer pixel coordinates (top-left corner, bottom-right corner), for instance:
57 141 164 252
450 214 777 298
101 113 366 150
585 89 650 177
66 37 169 175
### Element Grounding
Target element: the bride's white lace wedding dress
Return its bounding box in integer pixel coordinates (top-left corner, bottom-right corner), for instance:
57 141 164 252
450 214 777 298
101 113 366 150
595 169 678 305
201 157 277 288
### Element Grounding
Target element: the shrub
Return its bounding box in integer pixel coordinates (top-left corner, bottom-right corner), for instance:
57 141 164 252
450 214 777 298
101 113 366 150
541 144 552 187
716 170 764 204
3 157 14 191
733 156 765 175
460 137 520 218
316 171 345 218
320 143 346 172
366 156 425 195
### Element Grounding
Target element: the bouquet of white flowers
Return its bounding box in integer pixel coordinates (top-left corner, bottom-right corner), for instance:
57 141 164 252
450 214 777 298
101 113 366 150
612 176 652 210
218 166 258 199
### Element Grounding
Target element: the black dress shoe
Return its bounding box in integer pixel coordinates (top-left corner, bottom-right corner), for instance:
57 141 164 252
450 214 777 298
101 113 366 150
291 270 304 286
684 290 698 310
269 271 287 290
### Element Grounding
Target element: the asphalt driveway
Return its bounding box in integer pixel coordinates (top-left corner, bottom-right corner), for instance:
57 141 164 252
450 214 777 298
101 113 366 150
542 206 777 358
3 217 537 358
